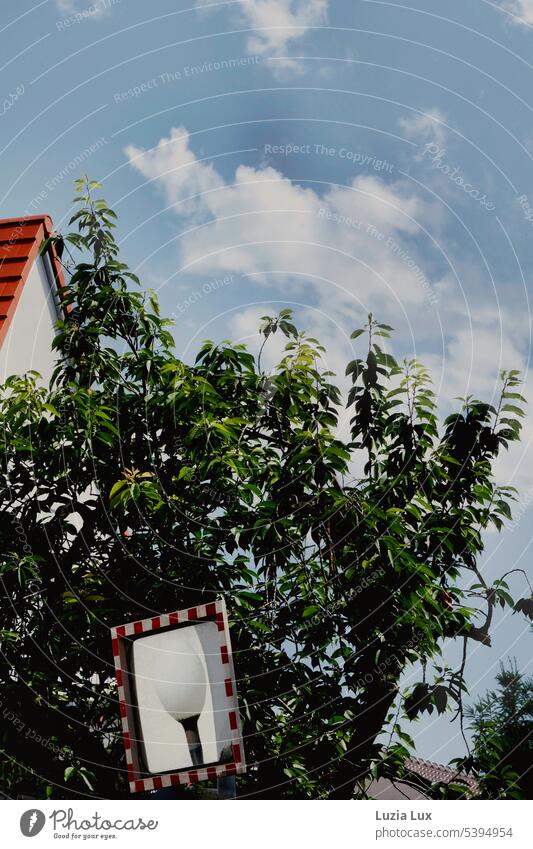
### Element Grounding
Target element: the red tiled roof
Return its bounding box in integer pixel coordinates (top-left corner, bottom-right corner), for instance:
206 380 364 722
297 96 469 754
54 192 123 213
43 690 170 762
367 755 479 799
0 215 65 350
406 756 479 793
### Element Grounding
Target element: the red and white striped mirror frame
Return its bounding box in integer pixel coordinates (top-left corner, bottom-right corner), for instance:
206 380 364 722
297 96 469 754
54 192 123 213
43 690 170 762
110 597 246 794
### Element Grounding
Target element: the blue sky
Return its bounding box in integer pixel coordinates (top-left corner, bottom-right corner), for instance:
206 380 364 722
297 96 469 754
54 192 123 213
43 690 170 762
2 0 533 766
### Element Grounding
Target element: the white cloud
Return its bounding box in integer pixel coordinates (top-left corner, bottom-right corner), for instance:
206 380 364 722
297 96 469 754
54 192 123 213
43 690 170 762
399 109 447 150
242 0 328 66
125 128 224 222
197 0 329 74
125 126 436 318
55 0 113 20
502 0 533 25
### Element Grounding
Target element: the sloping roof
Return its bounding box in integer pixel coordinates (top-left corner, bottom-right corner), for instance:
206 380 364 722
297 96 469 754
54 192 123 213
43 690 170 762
0 215 65 350
367 755 479 799
406 756 479 793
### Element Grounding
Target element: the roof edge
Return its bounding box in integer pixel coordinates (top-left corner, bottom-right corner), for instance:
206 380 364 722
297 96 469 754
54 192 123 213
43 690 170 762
0 215 66 353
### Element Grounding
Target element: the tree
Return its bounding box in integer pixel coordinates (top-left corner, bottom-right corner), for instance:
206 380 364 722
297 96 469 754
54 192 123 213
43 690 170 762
0 180 531 799
463 661 533 798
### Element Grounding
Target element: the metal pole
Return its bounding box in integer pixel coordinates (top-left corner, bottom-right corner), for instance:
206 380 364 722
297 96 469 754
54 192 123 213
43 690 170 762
181 715 204 766
216 774 236 799
216 745 236 799
180 721 236 798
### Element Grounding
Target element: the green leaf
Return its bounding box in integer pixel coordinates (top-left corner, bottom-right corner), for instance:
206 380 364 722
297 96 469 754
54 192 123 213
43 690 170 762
501 404 525 417
109 480 127 501
433 685 448 714
0 630 20 642
514 598 533 620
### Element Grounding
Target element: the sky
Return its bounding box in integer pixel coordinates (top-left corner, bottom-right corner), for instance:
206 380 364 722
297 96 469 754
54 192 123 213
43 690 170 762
1 0 533 767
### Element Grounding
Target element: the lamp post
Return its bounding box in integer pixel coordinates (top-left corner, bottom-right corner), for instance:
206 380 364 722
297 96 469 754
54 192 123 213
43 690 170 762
154 642 207 768
153 643 235 798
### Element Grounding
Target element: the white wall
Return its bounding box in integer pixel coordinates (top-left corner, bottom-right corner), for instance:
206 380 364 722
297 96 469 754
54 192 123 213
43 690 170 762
0 254 59 384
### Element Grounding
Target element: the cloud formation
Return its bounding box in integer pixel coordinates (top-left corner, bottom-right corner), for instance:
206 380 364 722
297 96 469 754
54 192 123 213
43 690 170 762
197 0 329 73
125 126 435 315
55 0 113 19
399 109 448 151
241 0 328 64
503 0 533 25
126 126 532 489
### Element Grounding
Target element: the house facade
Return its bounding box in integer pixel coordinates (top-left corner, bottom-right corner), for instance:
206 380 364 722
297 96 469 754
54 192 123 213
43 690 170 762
0 216 64 384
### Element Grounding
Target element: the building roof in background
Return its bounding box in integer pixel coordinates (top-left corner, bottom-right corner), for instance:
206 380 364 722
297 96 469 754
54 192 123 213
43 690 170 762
406 756 479 793
0 216 65 350
367 755 479 800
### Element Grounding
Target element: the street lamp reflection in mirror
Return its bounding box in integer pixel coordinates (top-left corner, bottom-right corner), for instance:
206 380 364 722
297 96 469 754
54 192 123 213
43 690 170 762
132 622 227 773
